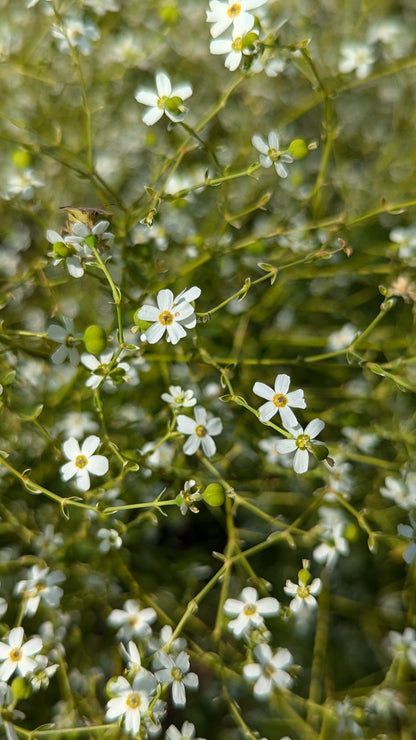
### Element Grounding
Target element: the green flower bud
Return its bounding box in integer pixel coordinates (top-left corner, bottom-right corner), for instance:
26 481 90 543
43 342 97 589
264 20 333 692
83 325 107 355
11 676 32 700
12 149 32 169
53 242 70 258
202 483 225 507
158 4 179 24
288 138 308 159
298 567 311 586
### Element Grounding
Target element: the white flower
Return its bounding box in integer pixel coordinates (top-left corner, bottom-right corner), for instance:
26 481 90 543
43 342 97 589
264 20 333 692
60 435 109 491
272 419 326 474
252 131 294 178
390 225 416 262
6 169 44 200
108 599 157 640
313 521 349 568
381 475 416 510
52 17 100 55
338 41 375 79
210 15 257 71
14 565 65 617
177 479 202 515
54 412 99 439
327 322 358 351
206 0 268 39
153 650 198 707
176 406 223 457
397 512 416 564
253 373 306 427
284 577 321 613
81 349 131 390
243 643 293 699
388 627 416 670
136 287 200 345
166 721 206 740
46 229 85 278
0 627 42 681
47 316 81 366
135 72 192 126
161 385 197 408
65 219 114 251
119 641 143 675
106 673 156 735
97 527 122 553
224 586 280 638
29 655 59 691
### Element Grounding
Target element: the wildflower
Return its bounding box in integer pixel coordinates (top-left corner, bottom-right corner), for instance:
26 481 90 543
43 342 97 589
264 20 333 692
210 15 258 71
148 625 187 658
161 385 197 408
54 412 99 438
135 72 192 126
0 627 42 681
206 0 268 39
387 627 416 670
14 565 65 617
176 479 202 515
81 349 131 389
284 571 321 613
365 688 406 721
338 41 375 79
46 228 85 278
313 521 349 568
52 17 100 55
106 673 156 735
47 316 81 366
272 419 326 474
253 373 306 427
224 586 280 638
334 697 362 737
166 721 206 740
176 406 223 457
153 650 198 707
5 169 44 200
60 435 109 491
381 474 416 510
97 527 122 553
119 641 143 676
389 275 416 303
108 599 157 640
29 655 59 691
390 225 416 262
252 131 294 178
136 287 200 345
243 643 293 699
327 322 357 351
397 512 416 564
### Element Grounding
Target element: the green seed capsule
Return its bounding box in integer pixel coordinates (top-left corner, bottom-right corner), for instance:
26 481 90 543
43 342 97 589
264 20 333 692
202 483 225 507
288 138 308 159
83 325 107 355
11 676 32 700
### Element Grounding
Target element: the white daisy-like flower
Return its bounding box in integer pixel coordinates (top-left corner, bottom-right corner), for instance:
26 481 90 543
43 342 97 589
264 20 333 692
313 521 349 568
153 650 199 707
108 599 157 640
135 72 192 126
14 565 65 617
60 435 109 491
136 287 200 345
284 577 321 612
64 219 114 251
206 0 267 39
0 627 42 681
338 41 375 79
46 229 85 278
52 17 100 56
81 349 131 390
253 373 306 427
252 131 294 178
381 475 416 510
161 385 197 408
166 720 206 740
224 586 280 638
243 643 293 699
47 316 81 367
272 418 326 474
176 406 223 457
97 527 122 553
210 15 257 71
29 655 59 692
105 673 156 735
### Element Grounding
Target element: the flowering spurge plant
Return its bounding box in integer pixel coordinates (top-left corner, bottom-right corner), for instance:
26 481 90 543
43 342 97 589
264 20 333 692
60 435 109 491
134 287 201 345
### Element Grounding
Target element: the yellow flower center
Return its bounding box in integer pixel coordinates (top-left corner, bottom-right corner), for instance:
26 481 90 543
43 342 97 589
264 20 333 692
159 310 174 326
296 434 310 450
243 603 256 616
195 424 206 438
268 147 280 162
227 3 241 18
172 667 183 681
273 393 287 408
264 663 275 677
10 647 22 663
126 691 141 709
231 36 243 52
157 95 168 109
75 454 88 469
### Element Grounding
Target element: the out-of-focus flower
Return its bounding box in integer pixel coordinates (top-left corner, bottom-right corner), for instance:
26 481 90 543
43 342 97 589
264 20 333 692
14 565 65 617
161 385 197 408
97 528 122 553
52 17 100 55
47 317 81 366
397 512 416 564
338 41 375 79
108 600 157 640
